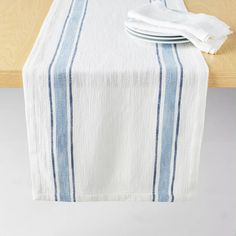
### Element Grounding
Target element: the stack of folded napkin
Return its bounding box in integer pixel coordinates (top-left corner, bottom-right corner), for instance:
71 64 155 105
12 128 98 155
125 1 232 54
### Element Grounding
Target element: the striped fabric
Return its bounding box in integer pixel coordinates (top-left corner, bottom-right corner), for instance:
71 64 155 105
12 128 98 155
23 0 208 202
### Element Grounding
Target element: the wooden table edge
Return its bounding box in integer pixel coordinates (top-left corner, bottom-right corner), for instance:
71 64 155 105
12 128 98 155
1 71 236 88
0 0 236 88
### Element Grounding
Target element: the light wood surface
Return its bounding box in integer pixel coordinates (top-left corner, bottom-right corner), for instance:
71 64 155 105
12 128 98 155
0 0 235 88
185 0 236 88
0 0 52 88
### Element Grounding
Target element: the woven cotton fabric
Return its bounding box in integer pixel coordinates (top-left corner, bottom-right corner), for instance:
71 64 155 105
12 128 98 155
23 0 208 202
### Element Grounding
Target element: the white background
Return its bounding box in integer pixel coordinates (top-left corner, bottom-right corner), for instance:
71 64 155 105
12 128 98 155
0 89 235 236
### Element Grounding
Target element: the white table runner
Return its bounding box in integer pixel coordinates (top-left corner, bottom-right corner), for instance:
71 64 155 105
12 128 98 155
23 0 208 202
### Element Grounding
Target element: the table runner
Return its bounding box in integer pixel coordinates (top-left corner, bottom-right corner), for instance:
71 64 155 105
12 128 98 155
23 0 208 202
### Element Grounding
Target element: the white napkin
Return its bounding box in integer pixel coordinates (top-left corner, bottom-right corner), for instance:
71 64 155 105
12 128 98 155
125 19 228 54
126 1 232 54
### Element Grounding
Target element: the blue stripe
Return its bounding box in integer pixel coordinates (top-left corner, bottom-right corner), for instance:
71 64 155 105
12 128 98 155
68 0 88 202
152 44 163 201
54 0 87 202
158 44 179 202
48 0 75 201
151 0 182 202
48 0 87 202
170 44 183 202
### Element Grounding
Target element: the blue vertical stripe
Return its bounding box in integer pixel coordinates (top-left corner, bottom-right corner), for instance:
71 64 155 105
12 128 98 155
48 0 75 201
53 0 87 202
152 44 163 201
151 0 183 202
170 44 184 202
157 44 178 202
68 0 88 202
48 0 88 202
151 0 180 203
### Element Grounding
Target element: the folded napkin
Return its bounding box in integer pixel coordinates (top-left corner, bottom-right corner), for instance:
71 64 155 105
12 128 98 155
126 1 232 53
125 19 228 54
23 0 208 202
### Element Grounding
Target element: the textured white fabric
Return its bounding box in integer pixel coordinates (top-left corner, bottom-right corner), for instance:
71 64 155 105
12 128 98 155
23 0 208 202
126 1 231 54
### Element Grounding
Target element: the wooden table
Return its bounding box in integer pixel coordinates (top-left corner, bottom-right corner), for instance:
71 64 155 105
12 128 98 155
0 0 235 88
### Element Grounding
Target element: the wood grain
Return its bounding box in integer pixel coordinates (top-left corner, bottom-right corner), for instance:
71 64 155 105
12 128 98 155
0 0 235 87
0 0 52 87
185 0 236 88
